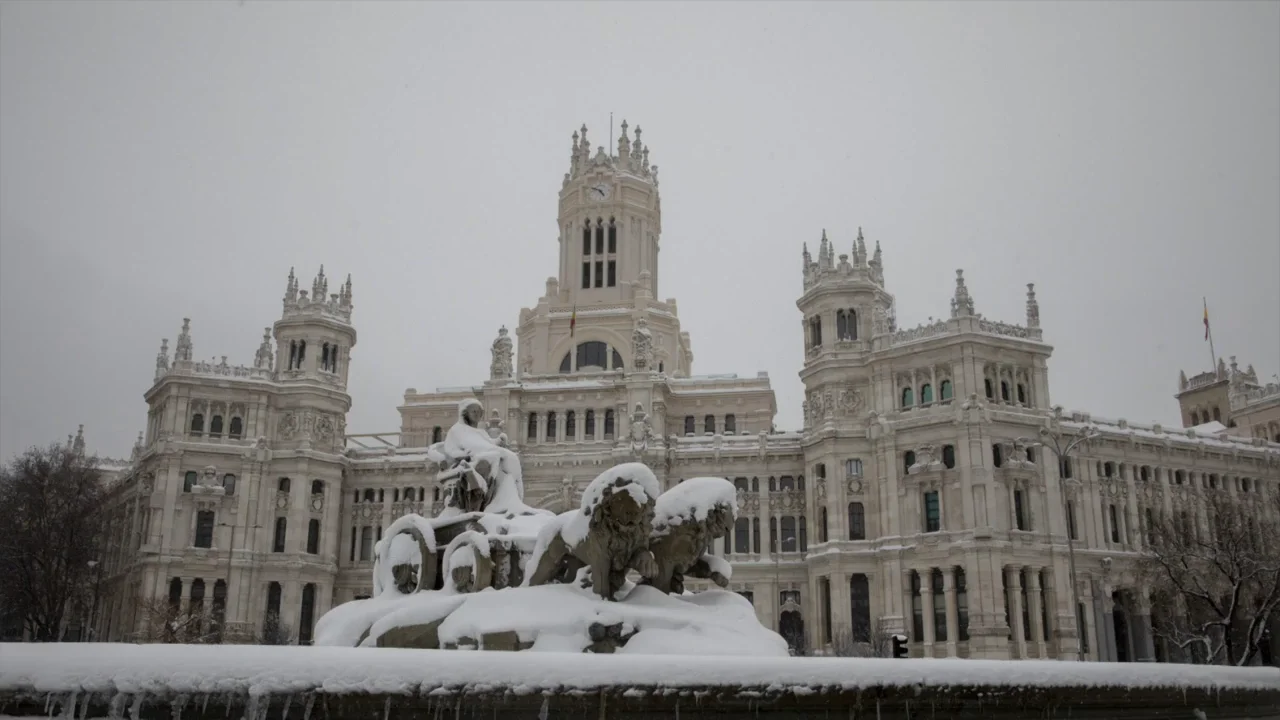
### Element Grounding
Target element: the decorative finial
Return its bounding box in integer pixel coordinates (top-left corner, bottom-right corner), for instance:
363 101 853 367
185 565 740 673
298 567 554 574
1025 283 1040 329
950 269 975 318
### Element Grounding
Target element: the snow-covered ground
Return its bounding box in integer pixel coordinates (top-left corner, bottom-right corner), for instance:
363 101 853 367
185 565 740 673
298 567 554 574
2 643 1277 699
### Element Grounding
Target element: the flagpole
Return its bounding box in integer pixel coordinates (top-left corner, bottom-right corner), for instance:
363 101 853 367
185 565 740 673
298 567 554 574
1204 297 1218 373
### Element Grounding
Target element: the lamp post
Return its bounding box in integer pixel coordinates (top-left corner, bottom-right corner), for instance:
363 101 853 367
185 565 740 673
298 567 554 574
1035 406 1100 662
85 559 102 642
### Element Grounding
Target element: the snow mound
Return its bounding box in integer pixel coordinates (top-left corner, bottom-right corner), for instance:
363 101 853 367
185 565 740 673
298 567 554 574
316 581 786 656
652 476 737 537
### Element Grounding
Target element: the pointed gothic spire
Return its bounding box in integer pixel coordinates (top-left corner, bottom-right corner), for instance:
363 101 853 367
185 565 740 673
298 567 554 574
618 119 631 163
154 338 170 381
950 269 975 317
802 241 812 269
1025 283 1040 329
131 431 144 461
856 227 867 263
72 425 85 455
871 239 882 267
174 318 193 362
341 273 353 307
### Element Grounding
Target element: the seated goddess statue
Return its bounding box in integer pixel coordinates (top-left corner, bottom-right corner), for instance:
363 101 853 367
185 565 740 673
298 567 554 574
430 399 527 514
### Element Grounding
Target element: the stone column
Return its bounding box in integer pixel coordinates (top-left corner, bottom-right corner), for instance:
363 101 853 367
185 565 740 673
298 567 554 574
902 568 915 649
920 568 935 656
1097 586 1118 662
1027 568 1046 658
1007 566 1027 659
1133 590 1156 662
943 566 959 657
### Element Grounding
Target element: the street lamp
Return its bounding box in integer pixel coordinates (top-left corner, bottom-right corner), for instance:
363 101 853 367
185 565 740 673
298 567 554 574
1035 405 1100 662
85 559 102 642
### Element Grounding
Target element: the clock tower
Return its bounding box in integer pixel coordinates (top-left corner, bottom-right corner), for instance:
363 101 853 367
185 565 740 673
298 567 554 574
556 121 663 304
515 122 693 378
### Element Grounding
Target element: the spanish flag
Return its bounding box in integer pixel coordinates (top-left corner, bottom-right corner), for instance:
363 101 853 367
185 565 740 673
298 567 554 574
570 306 577 337
1203 299 1210 341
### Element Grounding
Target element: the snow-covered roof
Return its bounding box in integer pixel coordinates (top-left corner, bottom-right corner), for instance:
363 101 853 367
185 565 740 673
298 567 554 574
1062 412 1278 454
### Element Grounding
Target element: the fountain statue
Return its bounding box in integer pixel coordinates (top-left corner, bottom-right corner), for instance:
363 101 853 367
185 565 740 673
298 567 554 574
315 399 787 656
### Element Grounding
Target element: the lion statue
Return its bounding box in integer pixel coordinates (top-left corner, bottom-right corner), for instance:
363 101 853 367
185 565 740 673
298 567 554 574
641 476 737 595
525 463 660 600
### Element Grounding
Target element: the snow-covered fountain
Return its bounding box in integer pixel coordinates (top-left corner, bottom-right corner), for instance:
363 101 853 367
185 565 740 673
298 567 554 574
314 399 788 656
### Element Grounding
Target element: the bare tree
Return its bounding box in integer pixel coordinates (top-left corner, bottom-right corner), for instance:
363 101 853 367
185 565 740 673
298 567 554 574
829 619 894 658
132 597 222 644
0 443 105 641
1139 487 1280 666
259 611 295 645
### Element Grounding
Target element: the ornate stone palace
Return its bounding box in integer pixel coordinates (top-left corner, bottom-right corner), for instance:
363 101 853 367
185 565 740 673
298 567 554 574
89 123 1280 660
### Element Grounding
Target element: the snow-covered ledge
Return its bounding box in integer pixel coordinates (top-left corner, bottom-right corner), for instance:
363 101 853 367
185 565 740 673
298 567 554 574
2 644 1279 719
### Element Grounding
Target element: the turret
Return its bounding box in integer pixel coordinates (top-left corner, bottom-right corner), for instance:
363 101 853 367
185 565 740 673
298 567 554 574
275 266 357 387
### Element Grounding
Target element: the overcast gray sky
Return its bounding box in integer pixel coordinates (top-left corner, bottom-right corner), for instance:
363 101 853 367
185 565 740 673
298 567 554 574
1 0 1277 460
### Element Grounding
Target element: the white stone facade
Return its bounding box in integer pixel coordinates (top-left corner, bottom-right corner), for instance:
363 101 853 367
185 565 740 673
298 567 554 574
95 125 1280 661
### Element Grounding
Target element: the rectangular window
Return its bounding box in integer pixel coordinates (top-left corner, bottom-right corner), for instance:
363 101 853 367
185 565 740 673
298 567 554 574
1014 489 1028 531
821 577 833 643
845 458 863 478
194 511 215 549
607 223 616 253
306 519 320 555
595 230 603 255
273 517 287 553
1077 602 1089 653
911 572 924 642
956 569 970 641
1109 504 1121 543
924 491 941 533
359 526 373 562
581 262 590 289
932 570 947 643
594 261 603 288
1067 501 1078 540
349 526 356 562
607 260 616 287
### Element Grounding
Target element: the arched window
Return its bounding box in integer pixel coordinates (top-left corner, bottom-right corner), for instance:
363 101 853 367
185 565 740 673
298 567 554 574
684 416 695 435
595 218 604 255
266 582 282 623
210 415 224 436
527 413 537 442
1016 384 1026 405
752 517 761 553
751 477 759 492
306 519 320 554
559 353 571 373
1060 457 1073 479
278 477 291 493
321 343 330 371
222 474 236 496
920 384 933 404
1000 381 1010 402
273 517 287 553
733 477 749 491
850 574 871 642
432 426 442 443
1189 411 1200 425
585 410 596 437
190 413 204 435
362 489 374 502
1104 461 1115 478
769 477 777 491
779 475 795 491
704 415 716 434
611 349 623 370
296 340 306 368
168 577 183 611
848 502 866 540
903 451 916 475
194 511 215 548
1212 407 1221 422
940 379 953 401
607 218 617 254
984 378 994 399
576 341 608 370
836 310 847 340
582 221 591 255
311 480 324 495
299 584 316 645
184 471 197 493
565 411 576 439
603 410 615 439
228 417 243 439
724 414 736 433
901 387 914 407
993 444 1004 468
768 516 778 552
546 411 557 440
819 506 828 543
942 444 956 469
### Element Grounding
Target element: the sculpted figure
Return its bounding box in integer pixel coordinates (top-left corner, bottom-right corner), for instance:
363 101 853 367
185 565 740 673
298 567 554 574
430 399 526 512
525 463 659 600
642 476 737 595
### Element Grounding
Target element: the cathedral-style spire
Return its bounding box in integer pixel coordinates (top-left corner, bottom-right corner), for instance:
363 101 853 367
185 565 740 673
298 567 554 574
311 265 328 300
1025 283 1040 329
854 226 867 266
72 425 85 456
154 338 170 381
284 267 298 304
802 241 812 269
131 431 144 461
174 318 193 362
618 119 631 163
950 269 975 317
341 273 353 308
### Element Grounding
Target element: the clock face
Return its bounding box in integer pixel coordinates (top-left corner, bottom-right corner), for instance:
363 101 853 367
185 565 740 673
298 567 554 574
589 183 611 201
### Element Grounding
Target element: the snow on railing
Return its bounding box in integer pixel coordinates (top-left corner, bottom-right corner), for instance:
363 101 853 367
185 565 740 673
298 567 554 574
1231 383 1280 411
159 358 273 382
